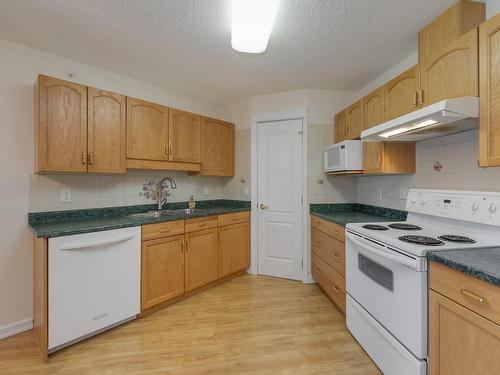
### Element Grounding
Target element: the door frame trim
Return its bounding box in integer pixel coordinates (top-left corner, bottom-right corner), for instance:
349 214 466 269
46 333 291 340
250 109 311 283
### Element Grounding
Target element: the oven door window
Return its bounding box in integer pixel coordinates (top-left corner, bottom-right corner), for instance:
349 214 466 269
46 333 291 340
358 253 394 291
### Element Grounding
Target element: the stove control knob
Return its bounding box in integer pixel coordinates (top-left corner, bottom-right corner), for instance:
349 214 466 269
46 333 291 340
420 199 428 206
471 202 480 211
410 197 417 204
488 203 497 213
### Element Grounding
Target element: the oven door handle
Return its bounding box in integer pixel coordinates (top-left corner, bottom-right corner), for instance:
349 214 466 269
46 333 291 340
346 233 418 271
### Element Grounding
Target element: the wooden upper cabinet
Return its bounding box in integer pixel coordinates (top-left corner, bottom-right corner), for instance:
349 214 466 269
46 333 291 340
419 0 485 62
87 88 126 173
141 234 185 310
334 110 347 143
363 142 415 175
420 28 479 107
199 117 234 176
35 75 87 173
126 97 169 161
346 100 363 139
479 12 500 167
363 88 384 130
218 222 249 279
384 65 420 120
169 109 201 163
184 228 218 292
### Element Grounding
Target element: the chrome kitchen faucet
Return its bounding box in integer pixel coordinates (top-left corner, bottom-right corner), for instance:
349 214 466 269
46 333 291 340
157 177 177 210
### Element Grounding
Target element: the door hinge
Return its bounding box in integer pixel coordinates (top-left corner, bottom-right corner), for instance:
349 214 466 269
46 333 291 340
298 131 303 135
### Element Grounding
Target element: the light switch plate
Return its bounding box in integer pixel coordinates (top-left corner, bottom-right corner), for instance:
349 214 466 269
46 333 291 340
60 189 72 203
400 187 409 200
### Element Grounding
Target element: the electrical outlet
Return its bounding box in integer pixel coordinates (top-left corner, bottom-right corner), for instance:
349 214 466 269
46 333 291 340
60 189 72 203
377 189 383 201
400 187 409 200
203 186 210 195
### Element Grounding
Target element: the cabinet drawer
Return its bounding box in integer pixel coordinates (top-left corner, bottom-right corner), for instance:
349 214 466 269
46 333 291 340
142 220 185 241
430 261 500 325
311 227 345 277
311 215 345 242
218 211 250 227
185 216 218 233
312 253 346 315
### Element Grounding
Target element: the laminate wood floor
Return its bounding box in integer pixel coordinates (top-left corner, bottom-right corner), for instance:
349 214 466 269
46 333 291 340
0 275 381 374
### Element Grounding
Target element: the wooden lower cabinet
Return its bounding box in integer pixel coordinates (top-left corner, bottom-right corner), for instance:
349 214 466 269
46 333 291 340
185 228 218 292
141 213 250 311
429 261 500 374
141 234 185 310
218 222 250 279
311 216 346 315
429 290 500 375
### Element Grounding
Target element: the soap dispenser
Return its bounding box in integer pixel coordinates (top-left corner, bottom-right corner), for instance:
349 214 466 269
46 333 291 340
188 195 196 209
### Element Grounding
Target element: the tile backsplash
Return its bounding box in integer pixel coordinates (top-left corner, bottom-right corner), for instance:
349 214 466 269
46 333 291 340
308 123 357 204
29 170 231 212
356 129 500 210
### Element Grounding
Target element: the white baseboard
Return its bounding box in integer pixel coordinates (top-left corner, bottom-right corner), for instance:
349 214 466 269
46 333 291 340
0 317 33 340
247 265 258 275
303 275 316 284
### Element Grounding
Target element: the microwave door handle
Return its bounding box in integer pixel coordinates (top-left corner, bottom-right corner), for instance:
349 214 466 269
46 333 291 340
346 233 418 270
59 235 135 251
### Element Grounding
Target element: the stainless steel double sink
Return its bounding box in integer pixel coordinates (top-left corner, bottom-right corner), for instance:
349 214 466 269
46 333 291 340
127 208 207 220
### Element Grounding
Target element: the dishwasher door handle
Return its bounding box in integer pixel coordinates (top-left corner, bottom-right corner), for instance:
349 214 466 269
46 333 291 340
59 234 136 251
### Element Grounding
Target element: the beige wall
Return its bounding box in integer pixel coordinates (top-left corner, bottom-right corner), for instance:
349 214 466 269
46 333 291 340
0 37 226 330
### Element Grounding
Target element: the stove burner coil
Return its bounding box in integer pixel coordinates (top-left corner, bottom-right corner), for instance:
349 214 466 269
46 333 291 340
438 235 476 243
362 224 389 231
399 235 445 246
388 223 423 230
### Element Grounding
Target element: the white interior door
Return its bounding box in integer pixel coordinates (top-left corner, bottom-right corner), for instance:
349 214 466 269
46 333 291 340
257 118 303 280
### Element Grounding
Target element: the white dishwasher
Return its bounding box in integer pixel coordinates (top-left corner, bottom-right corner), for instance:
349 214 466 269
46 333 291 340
48 226 141 352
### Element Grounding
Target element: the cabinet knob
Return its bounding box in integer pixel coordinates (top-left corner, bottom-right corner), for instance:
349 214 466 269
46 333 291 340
88 152 94 165
81 152 87 165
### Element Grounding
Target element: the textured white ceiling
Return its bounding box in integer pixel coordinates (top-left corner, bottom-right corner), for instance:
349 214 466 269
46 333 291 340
0 0 455 104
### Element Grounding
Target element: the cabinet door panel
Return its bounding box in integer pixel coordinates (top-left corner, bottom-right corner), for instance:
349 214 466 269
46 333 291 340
126 97 168 161
429 290 500 375
218 222 249 279
420 28 478 107
185 228 218 292
347 100 363 139
169 109 201 163
363 142 385 174
88 88 126 173
384 65 419 121
200 117 234 176
36 75 87 172
334 110 347 143
363 88 384 130
480 13 500 166
141 235 185 310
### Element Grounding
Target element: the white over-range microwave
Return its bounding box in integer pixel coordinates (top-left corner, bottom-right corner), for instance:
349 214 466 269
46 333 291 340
324 140 363 173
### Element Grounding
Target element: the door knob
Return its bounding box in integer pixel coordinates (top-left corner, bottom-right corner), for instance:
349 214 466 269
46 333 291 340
259 203 269 209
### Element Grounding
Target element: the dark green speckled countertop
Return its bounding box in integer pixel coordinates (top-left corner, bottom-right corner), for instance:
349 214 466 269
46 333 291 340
29 200 250 238
310 203 407 226
427 248 500 287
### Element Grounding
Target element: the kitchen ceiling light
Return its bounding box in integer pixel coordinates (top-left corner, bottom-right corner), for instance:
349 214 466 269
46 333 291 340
379 119 439 138
231 0 280 53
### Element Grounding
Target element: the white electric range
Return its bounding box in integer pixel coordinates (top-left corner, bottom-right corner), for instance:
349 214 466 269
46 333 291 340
345 189 500 375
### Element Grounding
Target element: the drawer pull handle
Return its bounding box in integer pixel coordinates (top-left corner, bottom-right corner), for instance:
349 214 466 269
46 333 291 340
199 223 207 227
314 241 321 247
160 228 171 233
333 253 340 258
231 217 239 221
315 267 321 274
332 284 341 293
461 289 489 304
